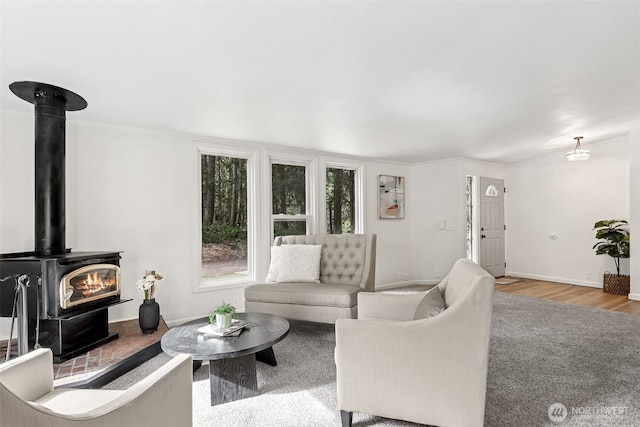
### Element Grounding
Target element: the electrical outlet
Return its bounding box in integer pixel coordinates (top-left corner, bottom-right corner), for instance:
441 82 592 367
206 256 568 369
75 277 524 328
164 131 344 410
586 272 592 280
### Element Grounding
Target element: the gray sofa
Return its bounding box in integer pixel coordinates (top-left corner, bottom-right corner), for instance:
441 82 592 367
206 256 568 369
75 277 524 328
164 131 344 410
244 234 376 324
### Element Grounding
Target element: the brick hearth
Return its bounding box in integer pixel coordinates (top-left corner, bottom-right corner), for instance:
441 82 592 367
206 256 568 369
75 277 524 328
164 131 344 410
1 318 168 388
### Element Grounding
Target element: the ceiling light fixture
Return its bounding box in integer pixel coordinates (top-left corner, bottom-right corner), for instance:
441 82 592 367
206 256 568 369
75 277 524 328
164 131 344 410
566 136 590 162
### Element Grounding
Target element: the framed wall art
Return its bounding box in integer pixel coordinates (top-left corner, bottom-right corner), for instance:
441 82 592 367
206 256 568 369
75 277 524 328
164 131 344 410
378 175 405 219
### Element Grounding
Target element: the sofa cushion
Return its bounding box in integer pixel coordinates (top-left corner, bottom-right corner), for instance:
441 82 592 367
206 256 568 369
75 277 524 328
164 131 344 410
245 282 361 308
413 287 445 319
34 388 125 415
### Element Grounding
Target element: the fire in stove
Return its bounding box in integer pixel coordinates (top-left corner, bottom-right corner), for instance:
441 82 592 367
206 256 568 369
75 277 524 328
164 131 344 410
60 264 121 309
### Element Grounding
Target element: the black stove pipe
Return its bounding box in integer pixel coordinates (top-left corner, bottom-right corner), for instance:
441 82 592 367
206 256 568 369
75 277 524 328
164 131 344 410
9 81 87 256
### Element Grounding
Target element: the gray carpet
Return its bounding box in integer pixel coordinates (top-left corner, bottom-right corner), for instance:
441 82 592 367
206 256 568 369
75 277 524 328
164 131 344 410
104 293 640 426
487 293 639 427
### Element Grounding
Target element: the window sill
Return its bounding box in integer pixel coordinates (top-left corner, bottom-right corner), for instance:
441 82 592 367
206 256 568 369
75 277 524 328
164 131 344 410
194 276 257 292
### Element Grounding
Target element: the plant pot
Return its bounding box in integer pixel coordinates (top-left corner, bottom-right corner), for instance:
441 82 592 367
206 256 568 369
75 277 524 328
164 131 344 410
139 298 160 333
215 313 233 330
603 274 630 295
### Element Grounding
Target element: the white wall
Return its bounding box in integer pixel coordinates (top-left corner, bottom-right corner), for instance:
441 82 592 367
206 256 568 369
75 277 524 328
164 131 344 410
409 160 465 282
0 112 35 252
629 127 640 300
365 161 412 286
0 111 412 331
506 136 630 286
408 158 506 283
70 124 205 325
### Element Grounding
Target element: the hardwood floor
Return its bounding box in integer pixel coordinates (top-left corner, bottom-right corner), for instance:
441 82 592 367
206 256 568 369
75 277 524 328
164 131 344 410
496 277 640 315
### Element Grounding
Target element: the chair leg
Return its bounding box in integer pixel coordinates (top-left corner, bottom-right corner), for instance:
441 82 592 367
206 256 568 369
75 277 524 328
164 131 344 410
340 410 353 427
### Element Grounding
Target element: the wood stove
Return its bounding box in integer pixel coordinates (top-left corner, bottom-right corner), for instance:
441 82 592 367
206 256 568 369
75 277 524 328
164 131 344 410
0 82 128 361
0 251 125 360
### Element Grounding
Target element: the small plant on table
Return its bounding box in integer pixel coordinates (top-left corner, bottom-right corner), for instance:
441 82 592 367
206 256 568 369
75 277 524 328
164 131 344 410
209 302 237 329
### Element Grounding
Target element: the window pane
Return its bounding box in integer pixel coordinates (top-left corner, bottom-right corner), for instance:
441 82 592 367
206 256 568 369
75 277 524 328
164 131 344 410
201 155 248 280
485 184 499 197
274 220 306 237
272 164 306 215
326 167 356 234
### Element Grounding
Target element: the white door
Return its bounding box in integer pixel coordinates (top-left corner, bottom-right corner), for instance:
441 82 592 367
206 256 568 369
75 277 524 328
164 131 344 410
479 177 505 277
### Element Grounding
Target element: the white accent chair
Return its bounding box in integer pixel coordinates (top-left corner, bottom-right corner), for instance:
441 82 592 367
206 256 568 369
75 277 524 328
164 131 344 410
335 258 495 427
0 348 193 427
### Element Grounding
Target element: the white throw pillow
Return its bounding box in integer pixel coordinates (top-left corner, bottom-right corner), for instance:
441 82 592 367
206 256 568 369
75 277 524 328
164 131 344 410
274 245 323 283
413 286 445 320
265 246 283 282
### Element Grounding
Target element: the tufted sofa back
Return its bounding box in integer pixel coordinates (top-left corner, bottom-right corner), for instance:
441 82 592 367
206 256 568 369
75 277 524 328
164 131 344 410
274 234 376 291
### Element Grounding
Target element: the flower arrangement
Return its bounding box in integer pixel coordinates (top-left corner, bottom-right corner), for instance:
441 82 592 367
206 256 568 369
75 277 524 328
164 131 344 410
136 270 163 300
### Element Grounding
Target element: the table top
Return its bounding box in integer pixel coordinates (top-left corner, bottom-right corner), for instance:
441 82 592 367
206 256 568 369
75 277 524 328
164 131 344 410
161 312 290 361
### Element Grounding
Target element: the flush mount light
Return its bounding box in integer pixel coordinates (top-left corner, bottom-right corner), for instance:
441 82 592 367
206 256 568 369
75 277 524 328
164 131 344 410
566 136 591 162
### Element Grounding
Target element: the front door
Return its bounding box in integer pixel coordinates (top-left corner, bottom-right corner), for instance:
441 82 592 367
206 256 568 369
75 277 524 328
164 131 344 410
479 177 505 277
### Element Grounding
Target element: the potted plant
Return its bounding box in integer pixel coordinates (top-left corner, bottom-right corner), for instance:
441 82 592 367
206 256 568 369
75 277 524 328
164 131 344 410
593 219 630 295
209 302 237 330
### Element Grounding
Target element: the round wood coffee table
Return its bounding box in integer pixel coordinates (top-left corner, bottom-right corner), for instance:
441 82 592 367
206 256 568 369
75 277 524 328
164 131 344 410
161 312 289 406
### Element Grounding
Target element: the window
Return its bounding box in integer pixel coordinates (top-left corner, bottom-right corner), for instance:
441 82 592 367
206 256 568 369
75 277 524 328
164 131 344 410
485 184 499 197
196 146 365 286
323 160 364 234
466 176 475 261
271 162 310 237
200 153 250 283
326 167 356 233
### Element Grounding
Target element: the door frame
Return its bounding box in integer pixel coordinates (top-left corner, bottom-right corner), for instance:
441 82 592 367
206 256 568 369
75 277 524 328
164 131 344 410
467 176 506 277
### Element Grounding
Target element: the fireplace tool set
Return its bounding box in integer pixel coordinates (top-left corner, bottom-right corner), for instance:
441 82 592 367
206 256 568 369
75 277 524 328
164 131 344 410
0 274 41 360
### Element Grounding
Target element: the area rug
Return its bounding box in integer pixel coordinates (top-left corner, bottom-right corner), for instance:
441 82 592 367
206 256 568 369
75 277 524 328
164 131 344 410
104 293 640 426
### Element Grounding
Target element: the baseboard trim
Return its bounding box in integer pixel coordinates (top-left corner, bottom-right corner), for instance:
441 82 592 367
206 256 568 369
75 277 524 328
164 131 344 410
165 315 204 328
505 271 602 289
628 293 640 302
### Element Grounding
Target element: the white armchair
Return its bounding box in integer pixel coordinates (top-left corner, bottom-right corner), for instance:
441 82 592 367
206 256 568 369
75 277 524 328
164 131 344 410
0 348 193 427
335 258 495 427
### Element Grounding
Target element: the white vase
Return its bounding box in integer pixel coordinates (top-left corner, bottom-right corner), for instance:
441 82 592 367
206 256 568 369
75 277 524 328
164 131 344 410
215 313 232 329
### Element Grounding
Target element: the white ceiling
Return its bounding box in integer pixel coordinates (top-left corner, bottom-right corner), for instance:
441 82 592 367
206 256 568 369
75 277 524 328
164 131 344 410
1 1 639 164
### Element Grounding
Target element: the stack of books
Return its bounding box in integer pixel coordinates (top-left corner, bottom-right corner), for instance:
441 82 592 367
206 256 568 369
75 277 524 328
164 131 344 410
197 319 251 337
